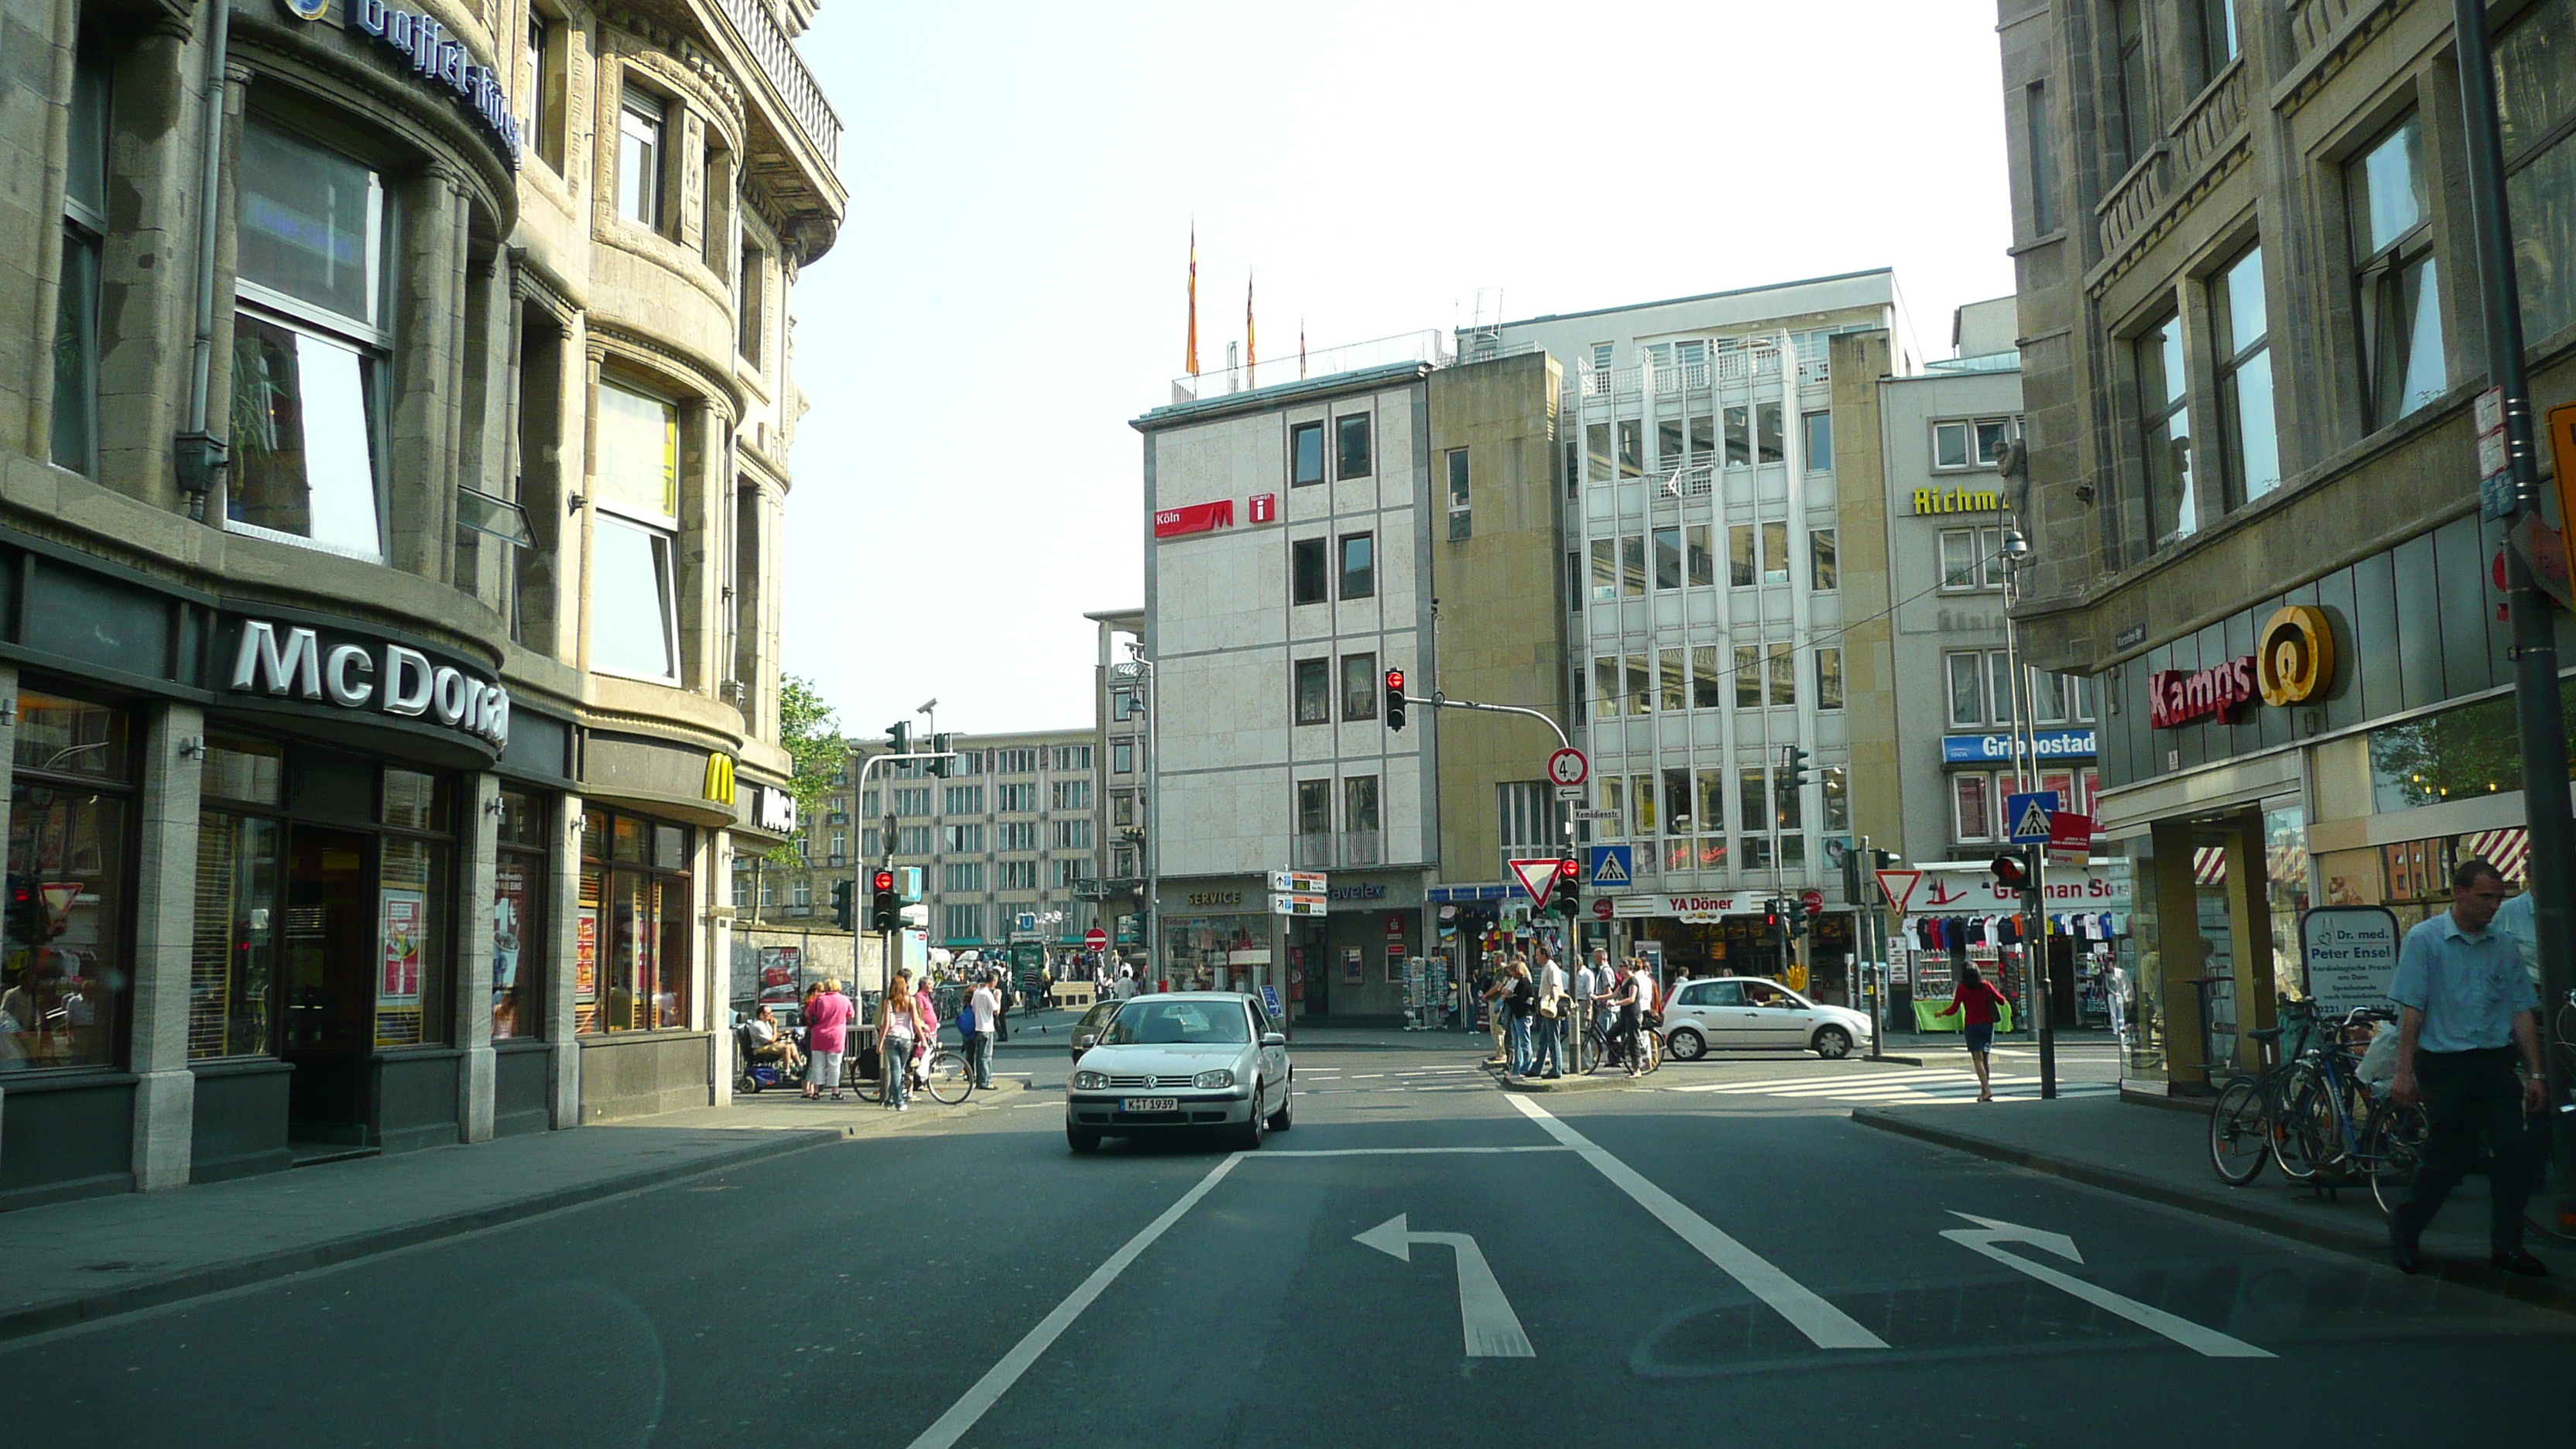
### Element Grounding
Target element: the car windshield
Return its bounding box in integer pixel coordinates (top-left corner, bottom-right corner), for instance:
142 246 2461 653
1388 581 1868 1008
1105 1000 1250 1045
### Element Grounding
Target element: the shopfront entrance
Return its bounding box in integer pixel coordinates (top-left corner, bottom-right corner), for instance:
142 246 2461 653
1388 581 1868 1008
280 826 374 1146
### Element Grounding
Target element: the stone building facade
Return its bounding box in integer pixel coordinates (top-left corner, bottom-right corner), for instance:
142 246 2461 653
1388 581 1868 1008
0 0 844 1204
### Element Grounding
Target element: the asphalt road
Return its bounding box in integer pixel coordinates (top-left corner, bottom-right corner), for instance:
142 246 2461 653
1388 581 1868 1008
5 1045 2568 1447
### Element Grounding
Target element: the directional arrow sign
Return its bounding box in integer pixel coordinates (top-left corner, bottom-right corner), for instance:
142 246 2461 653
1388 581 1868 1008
1939 1213 2273 1358
1354 1214 1534 1358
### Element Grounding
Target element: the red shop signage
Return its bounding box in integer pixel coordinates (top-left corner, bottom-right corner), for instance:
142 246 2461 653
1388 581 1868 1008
2149 656 2258 728
1153 499 1235 539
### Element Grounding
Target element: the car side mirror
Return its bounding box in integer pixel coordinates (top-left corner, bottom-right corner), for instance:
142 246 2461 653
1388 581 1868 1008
1074 1033 1096 1050
1261 1032 1286 1047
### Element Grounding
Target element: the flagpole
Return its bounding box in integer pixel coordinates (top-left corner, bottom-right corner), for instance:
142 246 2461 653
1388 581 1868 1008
1186 224 1198 377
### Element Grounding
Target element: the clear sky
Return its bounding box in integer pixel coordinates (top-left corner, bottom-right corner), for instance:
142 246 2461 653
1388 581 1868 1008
783 0 2016 742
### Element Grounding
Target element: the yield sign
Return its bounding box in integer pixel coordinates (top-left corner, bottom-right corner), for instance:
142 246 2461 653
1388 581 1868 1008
1875 869 1922 917
39 882 83 930
1509 858 1564 906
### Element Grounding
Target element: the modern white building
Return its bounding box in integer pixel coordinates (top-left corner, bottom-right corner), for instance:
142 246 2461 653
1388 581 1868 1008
1485 272 1911 986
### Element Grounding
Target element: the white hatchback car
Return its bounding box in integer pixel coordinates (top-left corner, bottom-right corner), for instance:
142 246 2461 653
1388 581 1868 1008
1660 977 1873 1060
1064 992 1293 1153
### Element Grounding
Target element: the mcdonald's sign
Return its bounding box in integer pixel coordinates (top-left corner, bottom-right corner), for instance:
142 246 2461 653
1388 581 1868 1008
703 753 737 806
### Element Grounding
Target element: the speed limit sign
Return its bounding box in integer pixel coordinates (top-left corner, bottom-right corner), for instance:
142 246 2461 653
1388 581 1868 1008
1547 748 1588 787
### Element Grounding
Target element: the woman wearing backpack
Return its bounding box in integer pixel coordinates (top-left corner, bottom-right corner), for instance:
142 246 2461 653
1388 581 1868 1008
1937 962 2012 1101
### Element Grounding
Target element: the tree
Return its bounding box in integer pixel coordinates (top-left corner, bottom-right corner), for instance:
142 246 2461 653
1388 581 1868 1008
769 675 848 868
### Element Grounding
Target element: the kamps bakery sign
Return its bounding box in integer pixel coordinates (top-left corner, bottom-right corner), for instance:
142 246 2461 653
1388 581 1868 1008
226 617 510 750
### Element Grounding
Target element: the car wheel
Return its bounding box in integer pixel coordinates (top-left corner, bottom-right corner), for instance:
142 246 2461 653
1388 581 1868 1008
1813 1026 1853 1060
1664 1027 1707 1062
1269 1083 1294 1131
1234 1084 1266 1150
1067 1123 1101 1153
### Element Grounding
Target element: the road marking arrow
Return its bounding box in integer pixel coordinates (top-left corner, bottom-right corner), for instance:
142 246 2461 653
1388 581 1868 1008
1355 1214 1535 1358
1939 1212 2273 1358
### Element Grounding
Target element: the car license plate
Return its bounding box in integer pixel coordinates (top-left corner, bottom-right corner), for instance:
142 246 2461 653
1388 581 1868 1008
1122 1096 1180 1113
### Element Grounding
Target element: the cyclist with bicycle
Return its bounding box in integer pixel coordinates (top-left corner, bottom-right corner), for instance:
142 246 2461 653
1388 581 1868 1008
1611 957 1646 1078
2386 858 2550 1279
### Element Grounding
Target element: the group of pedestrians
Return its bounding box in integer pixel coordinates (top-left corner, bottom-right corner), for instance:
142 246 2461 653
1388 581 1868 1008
1479 944 1664 1080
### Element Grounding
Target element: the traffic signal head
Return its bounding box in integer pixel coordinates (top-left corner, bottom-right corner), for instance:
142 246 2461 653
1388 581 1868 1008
928 732 957 777
831 879 856 932
1385 670 1406 731
870 868 899 932
1781 745 1813 793
886 721 911 755
1989 852 2029 889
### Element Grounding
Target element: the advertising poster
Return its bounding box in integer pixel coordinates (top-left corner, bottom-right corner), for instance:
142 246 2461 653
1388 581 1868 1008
379 890 425 1003
1341 946 1363 984
575 907 598 1002
491 864 526 991
757 945 801 1003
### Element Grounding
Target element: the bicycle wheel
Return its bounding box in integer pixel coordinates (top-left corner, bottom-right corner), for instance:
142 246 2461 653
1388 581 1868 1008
921 1048 973 1105
2208 1077 2270 1187
2270 1070 2326 1182
1638 1030 1663 1076
2365 1100 2426 1218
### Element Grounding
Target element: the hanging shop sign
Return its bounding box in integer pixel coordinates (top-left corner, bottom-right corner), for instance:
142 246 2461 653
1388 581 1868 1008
1941 729 2098 763
2148 655 2257 728
346 0 526 170
2254 605 2335 707
226 617 509 749
1153 500 1235 539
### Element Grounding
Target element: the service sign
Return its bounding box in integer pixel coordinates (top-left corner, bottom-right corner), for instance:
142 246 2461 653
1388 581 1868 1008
2300 906 2401 1016
1153 499 1235 539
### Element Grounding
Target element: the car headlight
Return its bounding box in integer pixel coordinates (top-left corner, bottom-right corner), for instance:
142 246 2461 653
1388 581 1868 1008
1193 1068 1235 1090
1072 1070 1109 1091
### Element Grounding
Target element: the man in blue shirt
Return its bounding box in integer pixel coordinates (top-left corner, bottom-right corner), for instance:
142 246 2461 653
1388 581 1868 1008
2386 858 2549 1277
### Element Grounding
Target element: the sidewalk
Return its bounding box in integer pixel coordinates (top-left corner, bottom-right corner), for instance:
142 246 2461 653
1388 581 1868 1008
0 1085 1001 1345
1852 1095 2574 1314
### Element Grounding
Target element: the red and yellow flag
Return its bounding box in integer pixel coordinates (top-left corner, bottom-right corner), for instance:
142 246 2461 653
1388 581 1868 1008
1185 227 1199 376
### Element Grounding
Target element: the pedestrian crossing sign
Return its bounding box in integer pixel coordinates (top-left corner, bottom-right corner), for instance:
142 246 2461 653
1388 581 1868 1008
2006 790 2060 844
1588 844 1632 886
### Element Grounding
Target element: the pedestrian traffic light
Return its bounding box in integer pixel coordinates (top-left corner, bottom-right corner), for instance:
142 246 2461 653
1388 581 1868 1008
831 879 855 932
1989 851 2029 890
1385 670 1406 731
869 868 899 932
928 731 957 776
1781 745 1813 793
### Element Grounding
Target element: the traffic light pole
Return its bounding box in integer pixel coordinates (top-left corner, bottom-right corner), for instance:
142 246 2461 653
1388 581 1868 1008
854 746 960 1009
2026 841 2056 1100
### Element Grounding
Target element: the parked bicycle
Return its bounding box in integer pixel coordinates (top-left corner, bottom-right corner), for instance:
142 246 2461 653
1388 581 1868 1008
2208 998 2322 1187
2276 1005 2420 1214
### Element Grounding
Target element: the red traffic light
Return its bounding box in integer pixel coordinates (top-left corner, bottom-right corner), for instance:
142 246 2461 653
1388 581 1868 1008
1989 853 2028 889
872 868 895 893
1557 858 1580 879
1385 668 1403 693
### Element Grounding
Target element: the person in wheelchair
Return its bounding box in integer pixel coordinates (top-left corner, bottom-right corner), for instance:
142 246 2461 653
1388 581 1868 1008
740 1004 804 1074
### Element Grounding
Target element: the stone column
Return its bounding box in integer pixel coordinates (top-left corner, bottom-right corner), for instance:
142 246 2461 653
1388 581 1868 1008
455 771 499 1142
709 830 733 1106
2219 808 2275 1064
128 701 205 1190
546 792 584 1127
387 162 465 579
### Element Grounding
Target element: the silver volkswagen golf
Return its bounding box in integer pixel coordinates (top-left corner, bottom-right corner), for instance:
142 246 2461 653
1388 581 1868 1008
1064 992 1293 1153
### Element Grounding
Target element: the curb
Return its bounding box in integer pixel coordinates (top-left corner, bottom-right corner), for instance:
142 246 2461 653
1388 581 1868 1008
1848 1108 2576 1316
0 1126 843 1346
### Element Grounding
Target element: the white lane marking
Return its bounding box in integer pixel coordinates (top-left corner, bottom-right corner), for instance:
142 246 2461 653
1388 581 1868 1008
1940 1213 2273 1358
903 1153 1245 1449
1354 1214 1534 1357
1667 1068 1982 1093
1264 1146 1574 1157
1502 1094 1886 1350
1352 1074 1386 1078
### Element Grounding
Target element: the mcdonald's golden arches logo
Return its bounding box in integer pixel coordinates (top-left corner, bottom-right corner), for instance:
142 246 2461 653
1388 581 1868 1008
703 753 737 806
2256 605 2334 707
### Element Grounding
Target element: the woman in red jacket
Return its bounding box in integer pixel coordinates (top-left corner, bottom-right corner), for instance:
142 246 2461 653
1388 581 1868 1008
1937 963 2012 1101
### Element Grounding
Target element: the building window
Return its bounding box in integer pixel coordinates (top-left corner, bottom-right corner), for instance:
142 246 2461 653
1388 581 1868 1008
1728 525 1755 587
998 821 1036 851
1933 420 1972 469
944 823 985 852
1724 405 1751 467
231 119 398 560
1817 648 1845 710
943 785 983 814
792 876 813 907
1294 657 1331 725
1652 526 1683 591
1585 421 1612 483
1052 745 1092 772
9 692 133 1070
1658 649 1686 712
526 12 567 170
1736 767 1767 848
1766 642 1797 707
738 245 766 364
52 39 110 476
591 379 683 680
1619 536 1646 598
942 904 983 942
2194 0 2239 88
1053 818 1092 851
2350 114 2445 428
999 859 1038 890
1953 774 1994 842
1342 653 1379 721
1625 653 1652 716
618 87 666 231
577 807 692 1034
1290 420 1326 485
2499 0 2576 345
1685 524 1714 587
2214 245 2280 506
1629 774 1656 833
1296 779 1333 839
1822 766 1850 833
2136 312 2198 547
1050 779 1091 810
1336 413 1372 479
1946 650 1987 727
1339 533 1375 599
1760 521 1789 585
1756 402 1784 464
1591 658 1620 720
1112 792 1134 827
1345 775 1380 834
1445 447 1471 530
1113 741 1133 774
943 862 985 892
898 825 933 855
1691 646 1722 710
1810 528 1838 591
1803 411 1832 472
2026 81 2059 235
1292 536 1328 605
2112 0 2154 173
1734 645 1762 709
1939 527 2005 590
995 782 1036 812
1975 418 2017 464
893 786 930 816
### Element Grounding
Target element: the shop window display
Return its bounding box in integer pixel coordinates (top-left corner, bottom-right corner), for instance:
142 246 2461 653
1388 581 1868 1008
578 807 692 1033
492 790 550 1040
4 690 132 1071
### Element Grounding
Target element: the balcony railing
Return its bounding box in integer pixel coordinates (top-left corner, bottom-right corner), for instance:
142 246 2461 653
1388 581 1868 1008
1290 830 1382 868
713 0 842 174
2098 57 2246 266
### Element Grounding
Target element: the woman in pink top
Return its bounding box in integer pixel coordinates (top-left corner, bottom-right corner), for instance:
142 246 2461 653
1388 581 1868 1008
802 978 855 1101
